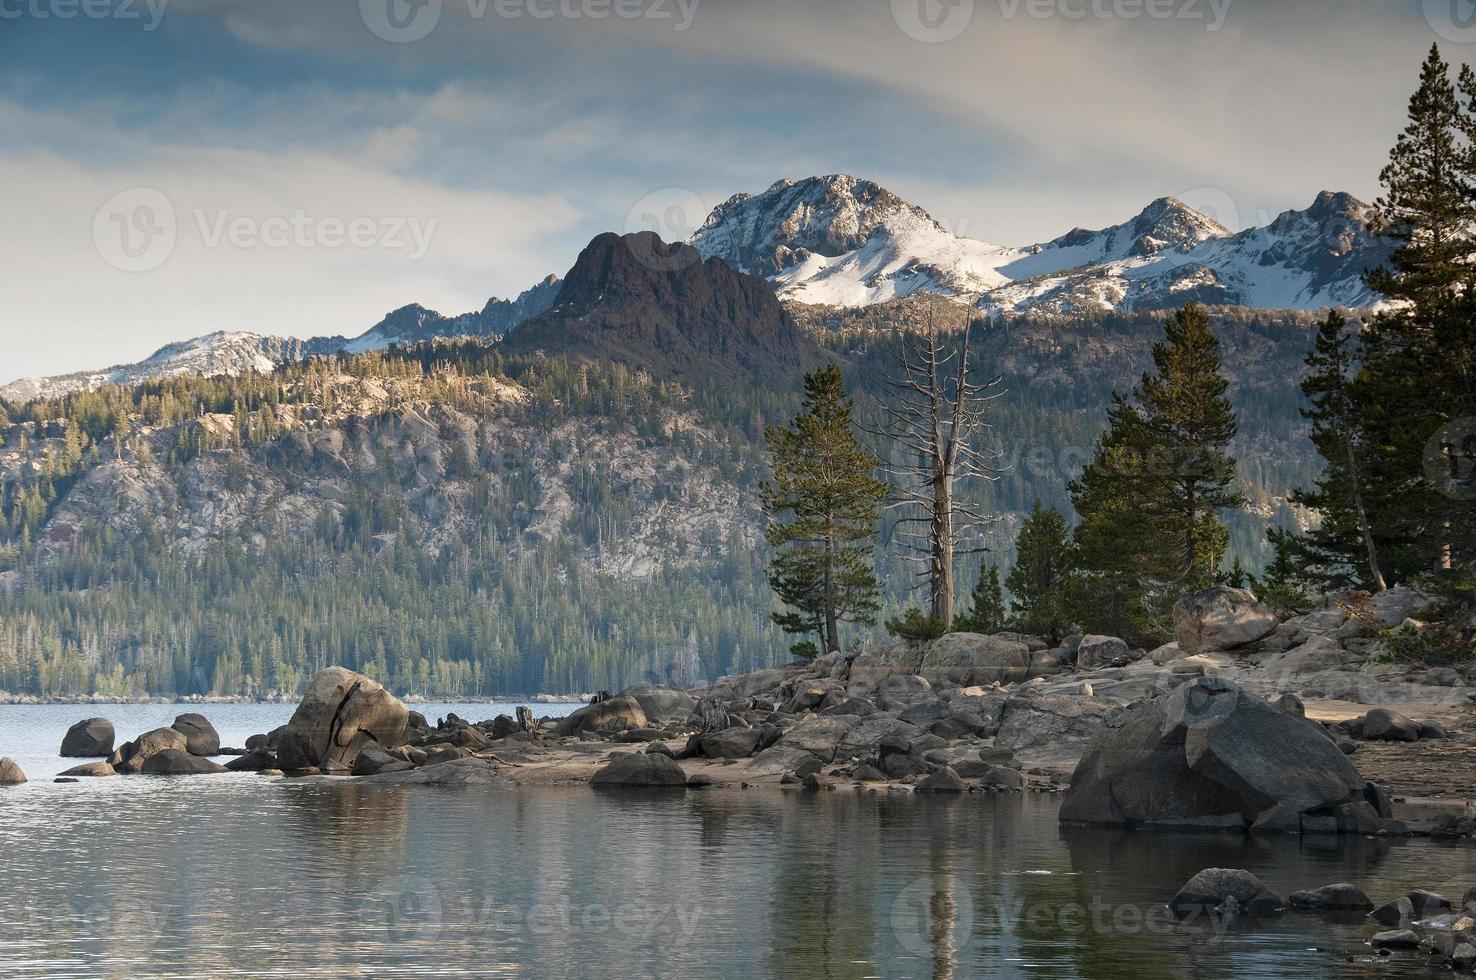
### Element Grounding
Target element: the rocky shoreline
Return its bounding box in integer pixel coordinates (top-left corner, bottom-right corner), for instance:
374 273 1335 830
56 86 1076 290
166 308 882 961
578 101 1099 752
4 586 1469 817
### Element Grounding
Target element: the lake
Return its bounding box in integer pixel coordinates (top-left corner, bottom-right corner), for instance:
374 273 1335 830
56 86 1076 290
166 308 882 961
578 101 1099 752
0 704 1471 978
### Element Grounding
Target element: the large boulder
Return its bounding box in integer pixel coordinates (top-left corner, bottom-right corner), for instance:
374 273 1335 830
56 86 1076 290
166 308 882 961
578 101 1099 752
1075 635 1135 670
774 716 854 763
916 633 1032 687
1173 587 1278 654
619 685 697 725
590 752 687 787
115 727 190 774
139 749 229 776
276 667 409 772
1361 586 1434 629
1061 676 1388 833
0 758 25 785
60 718 115 758
553 697 649 737
1361 708 1421 742
696 728 764 760
171 713 220 756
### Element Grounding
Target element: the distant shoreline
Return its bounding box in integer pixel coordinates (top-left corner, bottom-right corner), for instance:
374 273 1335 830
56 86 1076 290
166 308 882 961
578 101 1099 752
0 694 591 707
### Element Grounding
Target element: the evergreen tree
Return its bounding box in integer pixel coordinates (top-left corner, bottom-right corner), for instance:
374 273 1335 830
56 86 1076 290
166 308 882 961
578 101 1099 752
1258 527 1314 615
1070 304 1241 639
1358 44 1476 582
1285 311 1387 591
761 364 888 658
956 561 1006 635
1137 303 1242 586
1003 500 1075 644
1367 44 1475 307
1069 397 1163 640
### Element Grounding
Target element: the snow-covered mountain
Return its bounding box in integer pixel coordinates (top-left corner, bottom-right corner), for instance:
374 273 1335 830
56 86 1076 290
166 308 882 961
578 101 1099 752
1 276 561 403
691 176 1394 315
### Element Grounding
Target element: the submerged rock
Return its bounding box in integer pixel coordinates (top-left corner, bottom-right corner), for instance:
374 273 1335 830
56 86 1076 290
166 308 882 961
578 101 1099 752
1169 868 1284 917
360 757 513 787
60 718 115 758
1289 883 1373 911
139 749 229 775
57 761 117 778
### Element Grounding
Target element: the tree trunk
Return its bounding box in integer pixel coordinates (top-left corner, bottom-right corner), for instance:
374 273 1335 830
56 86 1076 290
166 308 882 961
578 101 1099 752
823 515 839 653
1342 427 1387 591
932 471 954 629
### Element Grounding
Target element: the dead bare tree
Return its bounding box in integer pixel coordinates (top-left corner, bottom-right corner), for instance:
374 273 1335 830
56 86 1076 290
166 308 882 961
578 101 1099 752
872 307 1006 631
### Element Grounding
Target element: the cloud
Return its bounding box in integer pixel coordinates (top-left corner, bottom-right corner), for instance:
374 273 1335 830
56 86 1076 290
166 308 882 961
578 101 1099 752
0 138 581 380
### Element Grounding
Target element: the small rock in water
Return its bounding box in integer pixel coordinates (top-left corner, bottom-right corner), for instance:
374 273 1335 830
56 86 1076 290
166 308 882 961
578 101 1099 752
0 758 27 786
1288 884 1373 911
1369 929 1421 950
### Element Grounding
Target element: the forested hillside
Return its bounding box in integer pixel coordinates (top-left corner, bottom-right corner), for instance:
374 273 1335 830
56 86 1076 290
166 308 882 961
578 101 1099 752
0 303 1324 698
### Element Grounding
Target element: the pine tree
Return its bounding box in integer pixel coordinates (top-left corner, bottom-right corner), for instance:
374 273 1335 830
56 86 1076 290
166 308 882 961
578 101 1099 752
1137 303 1242 586
1358 44 1476 581
1069 397 1163 640
1258 527 1314 615
1285 311 1386 592
1003 500 1075 644
957 562 1006 635
761 364 888 659
1367 44 1475 307
1070 304 1241 639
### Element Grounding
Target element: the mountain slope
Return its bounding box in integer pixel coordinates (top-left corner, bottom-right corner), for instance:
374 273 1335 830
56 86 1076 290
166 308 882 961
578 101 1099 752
501 231 825 384
692 175 1395 315
1 275 562 402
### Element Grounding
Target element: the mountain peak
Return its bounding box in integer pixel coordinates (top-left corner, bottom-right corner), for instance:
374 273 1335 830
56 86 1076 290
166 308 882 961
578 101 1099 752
502 231 822 385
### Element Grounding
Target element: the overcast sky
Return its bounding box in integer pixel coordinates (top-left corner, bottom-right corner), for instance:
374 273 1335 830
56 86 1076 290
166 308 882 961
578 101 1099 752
0 0 1462 380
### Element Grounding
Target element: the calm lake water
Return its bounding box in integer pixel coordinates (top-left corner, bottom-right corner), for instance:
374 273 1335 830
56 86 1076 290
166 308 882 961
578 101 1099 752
1 705 1473 979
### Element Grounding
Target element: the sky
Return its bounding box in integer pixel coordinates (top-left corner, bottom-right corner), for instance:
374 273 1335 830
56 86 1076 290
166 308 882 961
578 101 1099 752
0 0 1464 380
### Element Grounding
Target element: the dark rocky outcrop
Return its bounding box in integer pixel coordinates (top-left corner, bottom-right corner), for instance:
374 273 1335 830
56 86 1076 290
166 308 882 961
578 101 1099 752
501 231 823 387
60 718 115 757
1060 676 1400 834
274 667 409 772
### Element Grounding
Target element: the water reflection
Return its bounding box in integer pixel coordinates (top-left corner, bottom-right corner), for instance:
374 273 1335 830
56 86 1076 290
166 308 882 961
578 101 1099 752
0 783 1472 978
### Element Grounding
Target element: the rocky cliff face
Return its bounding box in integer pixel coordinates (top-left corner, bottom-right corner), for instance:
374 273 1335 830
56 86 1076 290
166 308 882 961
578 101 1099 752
502 231 825 385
